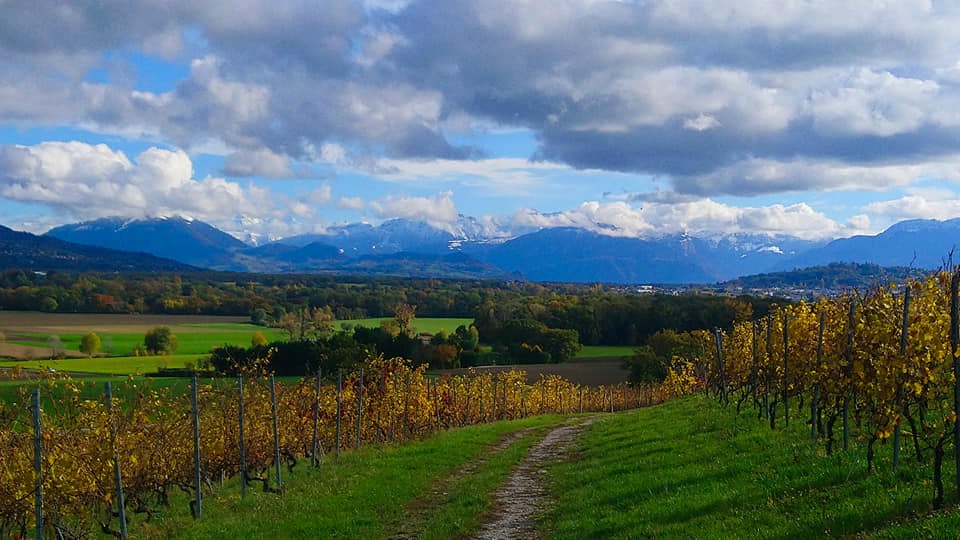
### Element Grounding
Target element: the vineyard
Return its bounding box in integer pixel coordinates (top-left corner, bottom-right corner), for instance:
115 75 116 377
0 357 678 539
708 269 960 509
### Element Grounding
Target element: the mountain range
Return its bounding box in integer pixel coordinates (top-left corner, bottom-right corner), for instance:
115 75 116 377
2 215 958 283
0 223 196 272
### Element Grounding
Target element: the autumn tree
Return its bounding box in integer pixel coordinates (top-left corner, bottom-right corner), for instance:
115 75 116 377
144 326 178 355
276 306 335 341
393 302 417 337
79 332 101 357
251 331 268 347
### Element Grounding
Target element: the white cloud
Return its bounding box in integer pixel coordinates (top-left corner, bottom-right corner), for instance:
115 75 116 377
223 147 294 178
683 114 721 131
510 199 868 241
337 196 366 210
368 156 567 195
865 194 960 221
304 184 333 205
369 191 458 227
0 141 274 230
677 156 960 197
806 69 941 137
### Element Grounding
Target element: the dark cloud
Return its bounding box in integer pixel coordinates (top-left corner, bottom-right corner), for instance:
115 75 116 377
3 0 960 199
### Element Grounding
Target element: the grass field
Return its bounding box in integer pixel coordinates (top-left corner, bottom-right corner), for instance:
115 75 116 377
575 345 634 359
0 354 205 375
544 395 960 538
0 312 473 371
338 317 474 335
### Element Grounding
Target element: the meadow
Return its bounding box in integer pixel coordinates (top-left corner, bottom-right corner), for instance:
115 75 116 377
0 313 471 374
0 313 626 380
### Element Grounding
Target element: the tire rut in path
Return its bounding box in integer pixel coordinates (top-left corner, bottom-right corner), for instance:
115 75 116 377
471 417 595 540
388 428 535 540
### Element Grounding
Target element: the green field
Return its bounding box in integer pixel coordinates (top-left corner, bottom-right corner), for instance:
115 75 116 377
339 317 474 334
574 345 635 359
0 313 475 376
7 325 287 356
0 354 204 375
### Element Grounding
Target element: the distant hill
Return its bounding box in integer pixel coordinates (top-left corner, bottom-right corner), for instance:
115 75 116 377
279 219 456 256
778 218 960 271
483 228 813 284
0 224 196 272
727 262 925 294
47 216 248 269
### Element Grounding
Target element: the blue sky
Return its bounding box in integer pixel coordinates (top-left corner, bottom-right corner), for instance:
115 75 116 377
3 1 960 242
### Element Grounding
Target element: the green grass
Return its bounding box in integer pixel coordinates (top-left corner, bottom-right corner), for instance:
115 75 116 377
9 325 286 356
0 353 206 375
543 394 960 539
338 317 474 335
136 415 563 539
574 345 634 359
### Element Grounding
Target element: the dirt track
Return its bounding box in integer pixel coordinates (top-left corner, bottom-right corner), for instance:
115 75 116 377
472 417 594 540
0 342 87 360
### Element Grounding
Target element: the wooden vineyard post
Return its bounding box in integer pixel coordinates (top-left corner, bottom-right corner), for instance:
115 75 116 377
783 312 790 428
894 288 911 470
752 320 759 417
270 375 282 489
104 382 128 539
237 375 247 498
715 328 727 405
765 314 773 426
356 369 363 450
32 388 42 540
376 372 384 443
311 369 322 467
464 378 471 426
479 378 486 421
812 311 824 441
403 372 411 441
335 369 342 459
951 271 960 500
540 382 545 414
844 301 855 451
191 377 202 519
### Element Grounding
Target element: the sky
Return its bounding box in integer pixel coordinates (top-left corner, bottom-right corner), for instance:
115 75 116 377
3 1 960 243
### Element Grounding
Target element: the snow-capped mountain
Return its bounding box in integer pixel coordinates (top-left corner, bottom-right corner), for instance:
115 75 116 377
31 215 960 283
46 216 248 269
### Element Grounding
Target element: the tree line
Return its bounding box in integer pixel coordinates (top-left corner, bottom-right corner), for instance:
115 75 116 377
0 269 786 368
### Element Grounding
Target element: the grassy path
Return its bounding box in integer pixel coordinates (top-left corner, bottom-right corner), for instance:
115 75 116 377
136 415 565 539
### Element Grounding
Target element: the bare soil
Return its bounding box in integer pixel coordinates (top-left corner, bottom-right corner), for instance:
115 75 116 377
0 312 248 335
0 342 87 360
440 361 628 386
471 417 595 540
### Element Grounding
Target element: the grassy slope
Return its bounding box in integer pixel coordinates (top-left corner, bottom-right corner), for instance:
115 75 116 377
544 395 960 539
